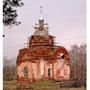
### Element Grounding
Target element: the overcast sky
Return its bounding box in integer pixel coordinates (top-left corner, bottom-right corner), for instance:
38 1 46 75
3 0 86 59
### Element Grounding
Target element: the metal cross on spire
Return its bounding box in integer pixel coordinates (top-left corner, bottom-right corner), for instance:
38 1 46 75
39 6 43 20
40 6 43 14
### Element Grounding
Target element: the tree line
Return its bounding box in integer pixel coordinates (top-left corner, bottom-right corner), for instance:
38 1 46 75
69 44 86 81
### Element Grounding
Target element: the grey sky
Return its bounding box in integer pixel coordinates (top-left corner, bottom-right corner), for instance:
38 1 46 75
3 0 86 59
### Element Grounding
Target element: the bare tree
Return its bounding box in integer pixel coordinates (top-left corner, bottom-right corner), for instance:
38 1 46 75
69 45 79 79
69 44 86 84
78 44 86 83
3 57 16 81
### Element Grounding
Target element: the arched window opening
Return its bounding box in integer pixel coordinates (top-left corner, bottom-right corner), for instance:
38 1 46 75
61 54 65 59
22 66 28 77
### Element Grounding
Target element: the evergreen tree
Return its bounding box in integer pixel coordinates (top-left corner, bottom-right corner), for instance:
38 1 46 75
3 0 24 26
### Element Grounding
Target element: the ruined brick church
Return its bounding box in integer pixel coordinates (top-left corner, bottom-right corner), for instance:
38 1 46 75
16 10 70 82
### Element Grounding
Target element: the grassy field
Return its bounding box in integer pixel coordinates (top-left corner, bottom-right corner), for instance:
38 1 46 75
3 80 85 90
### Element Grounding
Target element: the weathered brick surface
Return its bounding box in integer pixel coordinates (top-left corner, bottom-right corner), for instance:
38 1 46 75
16 17 70 82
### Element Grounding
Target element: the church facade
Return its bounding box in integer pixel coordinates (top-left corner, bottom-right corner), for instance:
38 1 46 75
16 15 70 82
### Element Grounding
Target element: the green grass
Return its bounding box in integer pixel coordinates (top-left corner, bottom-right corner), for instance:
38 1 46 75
3 80 85 90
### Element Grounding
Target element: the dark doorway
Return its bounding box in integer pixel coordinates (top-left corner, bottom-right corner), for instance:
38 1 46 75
48 68 51 77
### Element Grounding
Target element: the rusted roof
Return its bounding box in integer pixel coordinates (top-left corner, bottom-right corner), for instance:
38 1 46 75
17 46 69 62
